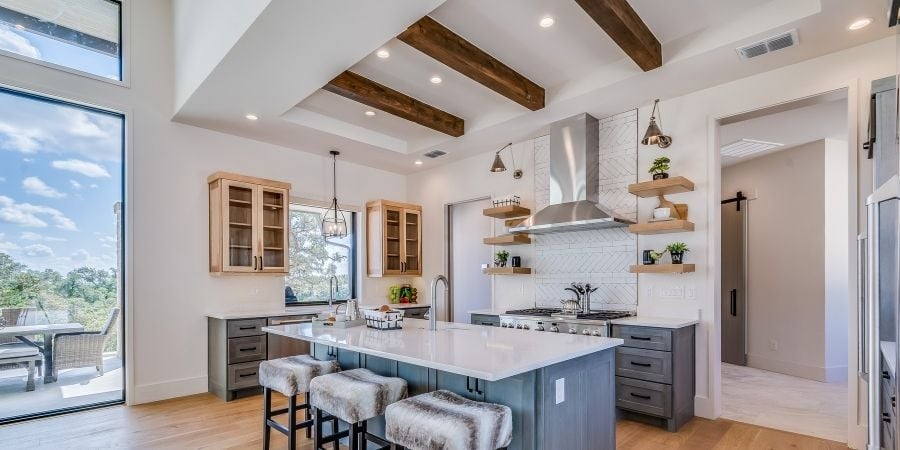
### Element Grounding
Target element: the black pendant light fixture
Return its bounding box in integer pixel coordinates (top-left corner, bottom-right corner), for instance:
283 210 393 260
641 99 673 148
321 150 348 239
489 142 522 179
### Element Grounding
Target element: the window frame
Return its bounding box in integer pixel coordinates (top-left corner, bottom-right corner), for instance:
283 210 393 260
0 0 128 87
285 200 359 307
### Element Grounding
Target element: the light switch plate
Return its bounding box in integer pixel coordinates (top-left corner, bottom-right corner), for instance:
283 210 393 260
555 378 565 404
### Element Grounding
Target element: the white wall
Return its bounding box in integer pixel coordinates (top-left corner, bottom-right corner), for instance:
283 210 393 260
0 0 410 404
722 140 847 382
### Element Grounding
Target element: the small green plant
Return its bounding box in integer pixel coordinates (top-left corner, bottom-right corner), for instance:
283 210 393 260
665 242 689 254
650 251 663 262
649 156 671 175
495 250 509 261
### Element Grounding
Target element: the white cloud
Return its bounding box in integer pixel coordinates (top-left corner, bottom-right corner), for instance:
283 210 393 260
69 180 83 189
0 26 40 59
71 249 90 261
20 231 65 242
0 122 46 153
0 195 77 230
22 244 54 258
61 109 109 138
51 159 111 178
89 184 98 189
22 176 66 199
0 177 5 182
0 233 19 252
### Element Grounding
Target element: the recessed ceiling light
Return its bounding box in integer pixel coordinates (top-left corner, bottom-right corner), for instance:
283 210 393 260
848 17 873 30
430 75 442 84
376 49 390 59
365 110 376 116
414 160 423 165
539 16 555 28
245 114 259 121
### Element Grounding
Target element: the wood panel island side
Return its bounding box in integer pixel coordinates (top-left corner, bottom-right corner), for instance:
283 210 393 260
263 319 623 450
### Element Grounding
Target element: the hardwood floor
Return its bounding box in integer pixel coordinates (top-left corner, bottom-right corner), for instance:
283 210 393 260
0 393 850 449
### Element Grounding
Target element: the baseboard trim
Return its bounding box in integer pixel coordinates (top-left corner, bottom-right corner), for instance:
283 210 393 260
694 395 715 419
132 376 207 405
747 354 846 382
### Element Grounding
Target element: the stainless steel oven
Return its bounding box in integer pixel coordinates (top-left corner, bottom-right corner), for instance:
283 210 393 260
267 315 315 359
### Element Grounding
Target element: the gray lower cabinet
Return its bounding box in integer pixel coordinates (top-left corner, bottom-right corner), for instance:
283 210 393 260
470 313 501 327
400 306 430 320
612 324 695 432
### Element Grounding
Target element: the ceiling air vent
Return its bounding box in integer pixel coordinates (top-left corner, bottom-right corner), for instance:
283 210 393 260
736 29 798 60
423 150 446 158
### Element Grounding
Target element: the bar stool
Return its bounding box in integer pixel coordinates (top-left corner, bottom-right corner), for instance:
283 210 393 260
258 355 341 450
384 390 512 450
309 368 408 450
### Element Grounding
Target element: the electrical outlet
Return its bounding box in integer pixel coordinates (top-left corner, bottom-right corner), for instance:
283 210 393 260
685 287 695 299
645 286 653 297
768 339 778 351
660 286 684 299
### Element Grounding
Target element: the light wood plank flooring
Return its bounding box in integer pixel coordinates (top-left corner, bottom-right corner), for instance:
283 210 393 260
0 393 850 449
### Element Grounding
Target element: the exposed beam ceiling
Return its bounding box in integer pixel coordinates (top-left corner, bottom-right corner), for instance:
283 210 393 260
574 0 662 71
398 16 545 111
323 71 465 137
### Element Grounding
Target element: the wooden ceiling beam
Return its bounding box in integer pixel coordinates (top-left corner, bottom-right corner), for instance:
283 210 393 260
398 16 545 111
574 0 662 71
323 71 465 137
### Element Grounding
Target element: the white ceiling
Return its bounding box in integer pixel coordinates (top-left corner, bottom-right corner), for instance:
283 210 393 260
172 0 892 174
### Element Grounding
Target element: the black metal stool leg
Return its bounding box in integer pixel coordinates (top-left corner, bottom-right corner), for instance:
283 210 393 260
262 388 272 450
305 394 312 439
314 407 324 450
288 394 297 450
349 422 359 450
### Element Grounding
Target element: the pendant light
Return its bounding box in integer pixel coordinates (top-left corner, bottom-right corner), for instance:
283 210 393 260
489 143 522 179
641 99 673 148
321 150 348 238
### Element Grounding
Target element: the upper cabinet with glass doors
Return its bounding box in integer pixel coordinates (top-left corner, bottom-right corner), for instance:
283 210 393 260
209 172 291 274
366 200 422 277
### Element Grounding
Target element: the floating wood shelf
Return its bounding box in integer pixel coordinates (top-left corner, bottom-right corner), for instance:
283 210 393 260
628 176 695 198
628 220 695 235
483 267 532 275
483 205 531 219
483 234 532 246
629 264 695 274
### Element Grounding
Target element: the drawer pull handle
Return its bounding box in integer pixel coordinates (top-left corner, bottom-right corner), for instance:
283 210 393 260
630 336 652 341
629 361 652 367
884 370 891 380
239 347 257 352
883 412 892 423
239 372 257 378
630 393 652 400
238 326 256 330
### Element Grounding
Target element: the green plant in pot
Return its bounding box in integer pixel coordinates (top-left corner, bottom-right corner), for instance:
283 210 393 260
649 156 671 180
665 242 689 264
494 250 509 267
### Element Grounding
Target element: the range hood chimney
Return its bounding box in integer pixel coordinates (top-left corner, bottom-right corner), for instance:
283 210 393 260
510 113 632 234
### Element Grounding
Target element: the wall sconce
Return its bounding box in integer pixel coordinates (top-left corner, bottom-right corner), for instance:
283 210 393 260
641 99 672 148
489 143 523 179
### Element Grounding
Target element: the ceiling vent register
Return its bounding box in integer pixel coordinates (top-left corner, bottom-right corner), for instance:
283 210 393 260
736 29 798 60
423 150 447 158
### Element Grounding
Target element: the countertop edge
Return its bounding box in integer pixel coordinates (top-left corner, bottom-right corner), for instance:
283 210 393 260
609 316 699 328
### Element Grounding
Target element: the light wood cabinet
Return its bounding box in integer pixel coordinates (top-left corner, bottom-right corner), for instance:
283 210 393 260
366 200 422 277
209 172 291 274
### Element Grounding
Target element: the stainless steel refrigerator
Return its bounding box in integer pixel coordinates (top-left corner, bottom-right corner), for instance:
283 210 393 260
865 75 900 450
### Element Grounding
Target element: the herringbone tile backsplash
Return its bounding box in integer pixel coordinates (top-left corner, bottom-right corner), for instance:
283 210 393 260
533 111 638 310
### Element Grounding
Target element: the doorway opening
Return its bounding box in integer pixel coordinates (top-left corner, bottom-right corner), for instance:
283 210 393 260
446 197 493 323
716 90 851 442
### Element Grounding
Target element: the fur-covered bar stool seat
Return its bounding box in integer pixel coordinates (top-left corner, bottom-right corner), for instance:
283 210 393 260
385 390 513 450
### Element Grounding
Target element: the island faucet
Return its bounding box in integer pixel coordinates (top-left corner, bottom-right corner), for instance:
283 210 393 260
429 275 449 331
328 275 339 307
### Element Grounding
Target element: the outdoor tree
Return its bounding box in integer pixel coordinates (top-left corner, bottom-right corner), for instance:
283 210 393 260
286 209 350 302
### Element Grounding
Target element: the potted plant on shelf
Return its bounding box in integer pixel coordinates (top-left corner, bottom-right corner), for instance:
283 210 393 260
649 156 671 180
665 242 689 264
494 250 509 267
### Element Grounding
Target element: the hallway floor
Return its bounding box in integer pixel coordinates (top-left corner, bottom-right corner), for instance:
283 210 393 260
721 363 847 443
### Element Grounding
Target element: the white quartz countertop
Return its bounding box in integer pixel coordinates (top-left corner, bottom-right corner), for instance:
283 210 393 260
609 316 699 328
263 319 622 381
360 303 430 310
882 341 897 375
468 309 505 315
207 305 332 320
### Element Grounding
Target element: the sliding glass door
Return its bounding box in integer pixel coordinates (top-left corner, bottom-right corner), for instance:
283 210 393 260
0 86 124 422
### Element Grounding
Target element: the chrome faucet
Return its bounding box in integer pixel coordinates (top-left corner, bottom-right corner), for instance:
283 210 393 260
328 275 339 307
429 275 449 331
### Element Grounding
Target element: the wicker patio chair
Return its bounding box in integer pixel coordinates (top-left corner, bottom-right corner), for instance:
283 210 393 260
52 308 120 378
0 307 36 344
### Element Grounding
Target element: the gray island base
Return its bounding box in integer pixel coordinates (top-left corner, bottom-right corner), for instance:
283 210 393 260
264 319 622 450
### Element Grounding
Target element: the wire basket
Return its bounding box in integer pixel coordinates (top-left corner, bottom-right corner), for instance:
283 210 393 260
363 309 404 330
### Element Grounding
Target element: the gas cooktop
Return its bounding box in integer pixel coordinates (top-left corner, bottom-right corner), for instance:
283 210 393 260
503 308 633 321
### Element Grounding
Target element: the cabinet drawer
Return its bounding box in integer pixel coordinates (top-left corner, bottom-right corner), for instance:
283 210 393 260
227 318 267 338
616 376 671 418
227 360 262 390
612 325 672 351
228 335 267 364
471 314 500 327
616 347 672 384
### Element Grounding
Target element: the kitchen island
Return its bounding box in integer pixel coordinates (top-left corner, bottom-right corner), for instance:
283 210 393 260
263 319 623 450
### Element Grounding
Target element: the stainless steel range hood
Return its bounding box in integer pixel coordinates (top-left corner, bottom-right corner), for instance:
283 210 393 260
510 113 632 234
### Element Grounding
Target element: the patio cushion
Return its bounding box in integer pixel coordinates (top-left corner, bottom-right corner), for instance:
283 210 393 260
0 343 40 359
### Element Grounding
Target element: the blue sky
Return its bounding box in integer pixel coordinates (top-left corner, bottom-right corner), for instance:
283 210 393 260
0 23 122 274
